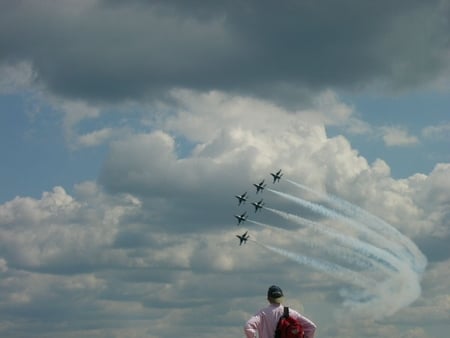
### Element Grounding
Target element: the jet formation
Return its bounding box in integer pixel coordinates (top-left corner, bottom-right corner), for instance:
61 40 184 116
234 170 283 245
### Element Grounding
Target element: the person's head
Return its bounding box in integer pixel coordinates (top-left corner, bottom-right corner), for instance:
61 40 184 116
267 285 284 304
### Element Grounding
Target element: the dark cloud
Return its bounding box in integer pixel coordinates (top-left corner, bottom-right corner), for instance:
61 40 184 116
1 0 448 102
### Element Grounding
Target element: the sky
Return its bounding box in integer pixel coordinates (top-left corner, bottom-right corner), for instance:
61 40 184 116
0 1 450 337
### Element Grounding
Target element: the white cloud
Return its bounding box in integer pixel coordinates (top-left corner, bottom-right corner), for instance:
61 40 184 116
57 100 102 143
381 126 420 146
96 91 448 330
409 163 450 237
0 184 140 269
0 186 78 227
342 117 373 135
422 122 450 141
76 127 115 147
391 259 450 337
1 90 450 337
95 89 450 243
163 89 355 142
0 61 36 94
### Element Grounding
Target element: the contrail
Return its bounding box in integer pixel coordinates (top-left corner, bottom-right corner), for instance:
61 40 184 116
340 265 422 319
263 207 400 274
267 188 406 264
254 240 374 289
247 219 373 271
285 178 427 273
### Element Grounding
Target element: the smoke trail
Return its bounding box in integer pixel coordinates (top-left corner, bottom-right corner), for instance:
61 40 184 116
253 237 421 319
248 219 373 271
340 265 422 319
254 240 374 289
285 179 427 273
268 188 406 264
263 207 400 273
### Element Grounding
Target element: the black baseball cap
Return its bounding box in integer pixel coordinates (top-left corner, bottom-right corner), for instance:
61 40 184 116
267 285 284 300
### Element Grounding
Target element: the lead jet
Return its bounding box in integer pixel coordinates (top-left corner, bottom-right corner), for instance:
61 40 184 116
234 212 248 225
236 231 249 245
251 199 265 212
235 192 248 206
253 179 266 194
270 169 283 183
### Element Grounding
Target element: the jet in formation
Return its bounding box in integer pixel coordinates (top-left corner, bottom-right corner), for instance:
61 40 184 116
235 192 248 205
253 179 266 194
236 231 249 245
234 212 248 225
251 199 264 212
270 169 283 183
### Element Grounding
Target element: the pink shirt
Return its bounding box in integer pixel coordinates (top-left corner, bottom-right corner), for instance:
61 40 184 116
244 303 316 338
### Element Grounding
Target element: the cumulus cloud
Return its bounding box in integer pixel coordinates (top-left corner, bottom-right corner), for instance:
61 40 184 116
0 184 139 271
1 90 450 337
409 164 450 238
97 89 449 242
391 259 450 337
1 0 449 336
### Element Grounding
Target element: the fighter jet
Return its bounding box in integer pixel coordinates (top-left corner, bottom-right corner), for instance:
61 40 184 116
236 231 250 245
253 179 266 194
251 199 265 212
270 169 283 183
235 192 248 206
234 212 248 225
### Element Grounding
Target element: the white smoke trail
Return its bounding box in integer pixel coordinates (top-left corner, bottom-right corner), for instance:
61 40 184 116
254 240 374 289
254 236 421 319
268 188 407 264
248 219 373 271
264 207 401 273
340 265 422 319
285 179 427 273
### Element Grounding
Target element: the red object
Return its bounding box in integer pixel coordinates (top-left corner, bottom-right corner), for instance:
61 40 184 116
274 307 304 338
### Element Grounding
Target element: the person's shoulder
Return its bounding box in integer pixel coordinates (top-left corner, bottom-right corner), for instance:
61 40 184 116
256 304 277 315
288 308 317 328
286 307 302 317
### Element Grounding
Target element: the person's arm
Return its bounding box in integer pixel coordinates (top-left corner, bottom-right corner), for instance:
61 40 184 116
292 311 316 338
244 313 261 338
